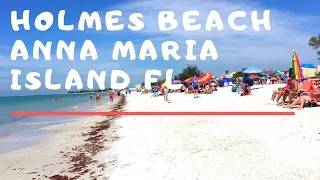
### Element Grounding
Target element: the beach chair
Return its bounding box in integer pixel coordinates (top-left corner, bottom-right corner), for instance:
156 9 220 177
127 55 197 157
290 79 315 102
306 84 320 107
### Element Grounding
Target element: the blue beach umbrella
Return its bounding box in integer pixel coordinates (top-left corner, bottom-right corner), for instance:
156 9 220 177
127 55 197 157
243 67 262 74
209 78 217 82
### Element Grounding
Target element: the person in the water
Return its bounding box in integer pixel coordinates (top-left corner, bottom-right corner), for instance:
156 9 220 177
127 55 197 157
54 98 63 102
109 91 114 102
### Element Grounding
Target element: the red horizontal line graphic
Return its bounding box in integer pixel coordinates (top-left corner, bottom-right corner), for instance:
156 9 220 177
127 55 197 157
11 111 295 116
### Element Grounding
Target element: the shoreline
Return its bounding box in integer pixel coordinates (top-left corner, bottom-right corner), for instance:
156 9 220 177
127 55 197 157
0 95 126 180
0 94 110 154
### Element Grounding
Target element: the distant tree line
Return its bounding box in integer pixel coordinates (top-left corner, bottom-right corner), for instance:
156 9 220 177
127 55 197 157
309 34 320 62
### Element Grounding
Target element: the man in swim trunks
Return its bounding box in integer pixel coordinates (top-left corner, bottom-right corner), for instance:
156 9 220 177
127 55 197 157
280 73 299 105
192 76 199 98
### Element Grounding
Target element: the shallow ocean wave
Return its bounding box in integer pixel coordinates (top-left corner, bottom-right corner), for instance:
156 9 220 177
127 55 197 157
0 93 110 153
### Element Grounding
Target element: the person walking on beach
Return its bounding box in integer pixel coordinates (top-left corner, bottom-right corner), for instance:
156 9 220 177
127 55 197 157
96 92 100 102
162 78 170 102
192 76 199 98
109 91 114 102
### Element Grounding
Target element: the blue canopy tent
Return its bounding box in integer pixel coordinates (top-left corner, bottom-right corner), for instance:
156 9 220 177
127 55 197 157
219 78 232 87
301 64 317 78
301 64 317 68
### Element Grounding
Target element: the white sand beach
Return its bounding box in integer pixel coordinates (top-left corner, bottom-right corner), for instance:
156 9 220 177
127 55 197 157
1 85 320 180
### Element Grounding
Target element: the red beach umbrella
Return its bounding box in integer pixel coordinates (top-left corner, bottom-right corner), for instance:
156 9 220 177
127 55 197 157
184 77 195 83
249 74 260 79
198 72 213 85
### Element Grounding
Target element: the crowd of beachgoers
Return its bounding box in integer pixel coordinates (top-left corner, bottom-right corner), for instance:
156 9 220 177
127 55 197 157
137 70 320 110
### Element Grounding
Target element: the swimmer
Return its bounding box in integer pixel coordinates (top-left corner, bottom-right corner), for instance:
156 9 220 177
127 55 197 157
54 98 63 102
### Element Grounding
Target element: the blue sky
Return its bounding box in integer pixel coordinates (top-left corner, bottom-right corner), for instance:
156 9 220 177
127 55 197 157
0 0 319 96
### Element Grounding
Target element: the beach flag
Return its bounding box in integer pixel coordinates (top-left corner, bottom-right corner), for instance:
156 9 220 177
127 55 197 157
292 50 304 80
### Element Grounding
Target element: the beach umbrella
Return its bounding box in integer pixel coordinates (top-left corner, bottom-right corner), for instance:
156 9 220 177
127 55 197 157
172 80 182 84
212 75 216 79
275 69 281 75
292 50 304 79
249 74 260 79
220 74 229 79
198 72 213 84
301 64 317 68
210 78 217 82
184 77 195 83
262 69 275 75
243 67 262 74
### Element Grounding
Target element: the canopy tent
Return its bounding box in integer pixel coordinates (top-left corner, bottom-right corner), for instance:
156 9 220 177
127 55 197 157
301 64 317 68
219 78 232 87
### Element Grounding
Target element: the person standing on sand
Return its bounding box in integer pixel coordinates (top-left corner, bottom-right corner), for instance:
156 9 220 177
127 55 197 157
192 76 199 98
96 92 100 102
162 78 169 102
109 91 114 102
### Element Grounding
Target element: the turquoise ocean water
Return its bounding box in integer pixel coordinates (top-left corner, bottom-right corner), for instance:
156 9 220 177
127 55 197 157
0 93 109 153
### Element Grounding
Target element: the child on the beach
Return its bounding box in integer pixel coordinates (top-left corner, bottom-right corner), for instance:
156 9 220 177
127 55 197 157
162 78 170 102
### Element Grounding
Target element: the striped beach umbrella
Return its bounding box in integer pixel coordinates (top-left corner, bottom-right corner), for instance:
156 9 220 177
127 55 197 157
262 69 275 75
292 50 304 79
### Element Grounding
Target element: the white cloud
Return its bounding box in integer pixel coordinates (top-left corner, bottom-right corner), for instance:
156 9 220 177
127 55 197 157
99 0 320 72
